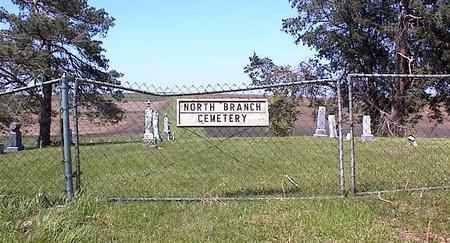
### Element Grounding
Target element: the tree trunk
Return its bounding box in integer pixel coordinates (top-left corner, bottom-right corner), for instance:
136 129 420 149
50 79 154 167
39 84 53 146
390 0 412 134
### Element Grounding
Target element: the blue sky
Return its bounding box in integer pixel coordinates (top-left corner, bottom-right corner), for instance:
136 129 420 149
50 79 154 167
3 0 315 85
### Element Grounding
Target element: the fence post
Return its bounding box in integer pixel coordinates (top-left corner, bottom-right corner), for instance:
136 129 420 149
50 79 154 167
337 79 345 195
61 74 74 200
73 78 81 193
348 75 356 194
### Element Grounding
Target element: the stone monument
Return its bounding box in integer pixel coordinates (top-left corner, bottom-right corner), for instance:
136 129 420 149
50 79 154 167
143 101 156 145
0 143 4 154
361 115 375 142
163 114 174 141
313 106 327 137
7 122 24 152
328 115 338 138
153 110 161 143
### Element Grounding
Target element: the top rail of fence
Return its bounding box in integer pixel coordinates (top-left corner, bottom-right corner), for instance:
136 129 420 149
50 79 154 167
0 78 61 96
78 78 337 97
349 74 450 78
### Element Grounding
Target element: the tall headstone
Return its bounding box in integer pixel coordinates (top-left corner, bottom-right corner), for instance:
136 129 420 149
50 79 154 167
328 115 338 138
361 115 374 142
0 144 4 154
153 111 161 143
7 122 24 152
163 114 174 141
313 106 327 137
143 101 155 145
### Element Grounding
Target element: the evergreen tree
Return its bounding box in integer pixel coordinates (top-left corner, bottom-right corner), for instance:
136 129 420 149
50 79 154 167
0 0 123 145
282 0 450 135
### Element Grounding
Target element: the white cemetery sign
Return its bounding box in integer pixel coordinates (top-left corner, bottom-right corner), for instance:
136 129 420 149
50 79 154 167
177 99 269 127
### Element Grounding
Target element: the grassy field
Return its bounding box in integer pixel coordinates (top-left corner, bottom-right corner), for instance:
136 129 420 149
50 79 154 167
1 136 450 242
1 192 450 242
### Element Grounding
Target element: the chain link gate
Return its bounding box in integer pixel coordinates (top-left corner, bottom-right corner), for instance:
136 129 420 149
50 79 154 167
347 74 450 196
0 79 68 199
71 78 345 201
0 76 348 201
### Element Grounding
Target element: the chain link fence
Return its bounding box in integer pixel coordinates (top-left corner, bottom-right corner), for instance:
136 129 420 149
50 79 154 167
2 74 450 201
0 81 65 198
74 79 343 201
348 74 450 195
0 78 345 201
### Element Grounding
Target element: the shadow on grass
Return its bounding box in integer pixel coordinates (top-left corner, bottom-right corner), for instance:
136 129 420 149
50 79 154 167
218 187 304 198
78 140 140 147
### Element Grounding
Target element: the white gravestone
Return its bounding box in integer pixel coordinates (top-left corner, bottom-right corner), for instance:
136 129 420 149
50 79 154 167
143 101 155 144
152 110 161 143
345 132 351 141
328 115 338 138
313 106 327 137
163 114 174 141
361 115 374 142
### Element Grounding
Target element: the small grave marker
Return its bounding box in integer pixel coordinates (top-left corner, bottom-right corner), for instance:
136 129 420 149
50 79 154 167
7 122 24 152
361 115 374 142
163 114 174 141
328 115 337 138
313 106 327 137
143 101 156 145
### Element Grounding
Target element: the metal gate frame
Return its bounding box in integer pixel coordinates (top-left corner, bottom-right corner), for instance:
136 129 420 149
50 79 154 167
347 73 450 195
1 76 346 202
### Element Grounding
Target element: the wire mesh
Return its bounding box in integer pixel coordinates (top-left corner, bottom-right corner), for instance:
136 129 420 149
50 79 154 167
3 74 449 200
0 82 65 198
73 80 343 200
348 74 450 195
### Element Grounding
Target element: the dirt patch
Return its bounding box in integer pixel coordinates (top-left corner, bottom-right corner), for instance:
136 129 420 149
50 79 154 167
400 230 450 242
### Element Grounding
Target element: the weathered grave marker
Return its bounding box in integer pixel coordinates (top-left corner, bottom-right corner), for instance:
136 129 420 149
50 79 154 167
328 115 337 138
163 114 174 141
143 101 156 145
7 122 24 152
153 110 161 142
361 115 374 142
313 106 327 137
0 144 4 154
345 132 351 141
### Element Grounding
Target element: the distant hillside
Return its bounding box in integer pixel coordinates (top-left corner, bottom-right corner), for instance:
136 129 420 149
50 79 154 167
2 94 450 139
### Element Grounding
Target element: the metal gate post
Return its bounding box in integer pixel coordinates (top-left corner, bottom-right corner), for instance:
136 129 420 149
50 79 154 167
61 74 74 200
348 75 356 194
73 79 81 193
337 79 345 195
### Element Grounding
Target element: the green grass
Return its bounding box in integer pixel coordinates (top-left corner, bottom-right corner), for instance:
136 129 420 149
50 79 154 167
1 192 449 242
1 136 450 242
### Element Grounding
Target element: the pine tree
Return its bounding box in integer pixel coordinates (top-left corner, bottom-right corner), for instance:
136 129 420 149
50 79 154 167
0 0 123 145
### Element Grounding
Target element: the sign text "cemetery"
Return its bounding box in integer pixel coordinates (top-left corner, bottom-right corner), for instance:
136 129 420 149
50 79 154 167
177 99 269 127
